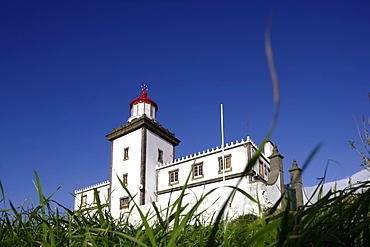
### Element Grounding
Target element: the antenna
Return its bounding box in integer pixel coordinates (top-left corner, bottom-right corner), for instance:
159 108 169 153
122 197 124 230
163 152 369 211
246 115 250 138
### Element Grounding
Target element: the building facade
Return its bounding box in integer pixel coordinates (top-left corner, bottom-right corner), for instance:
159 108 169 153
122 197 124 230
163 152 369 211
74 88 302 223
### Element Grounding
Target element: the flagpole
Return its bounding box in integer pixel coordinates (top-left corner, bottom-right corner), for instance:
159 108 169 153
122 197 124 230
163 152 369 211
220 104 225 185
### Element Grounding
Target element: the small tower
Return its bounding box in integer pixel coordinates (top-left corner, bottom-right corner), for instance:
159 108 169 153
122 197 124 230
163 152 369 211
267 144 285 209
289 159 303 208
106 85 180 218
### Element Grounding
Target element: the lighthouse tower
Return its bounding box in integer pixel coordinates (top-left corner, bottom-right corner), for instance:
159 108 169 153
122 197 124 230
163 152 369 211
106 85 180 218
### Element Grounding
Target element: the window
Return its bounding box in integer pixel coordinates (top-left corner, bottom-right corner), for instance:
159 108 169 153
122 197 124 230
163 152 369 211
124 147 129 160
169 170 179 185
193 163 204 179
265 165 268 176
123 174 128 185
120 197 130 209
82 195 87 205
259 161 264 176
158 149 163 163
218 155 231 173
93 191 100 204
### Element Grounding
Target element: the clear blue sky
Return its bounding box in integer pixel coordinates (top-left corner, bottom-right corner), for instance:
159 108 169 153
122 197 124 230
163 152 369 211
1 1 369 210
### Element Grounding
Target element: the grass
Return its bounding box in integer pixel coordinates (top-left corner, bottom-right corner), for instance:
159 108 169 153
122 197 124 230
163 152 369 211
1 171 370 246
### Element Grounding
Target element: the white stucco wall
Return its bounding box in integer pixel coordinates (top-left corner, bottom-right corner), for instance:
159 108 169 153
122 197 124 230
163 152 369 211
148 138 275 223
74 181 110 210
143 178 269 225
266 175 284 207
145 129 174 203
110 128 143 218
264 141 274 158
156 139 270 193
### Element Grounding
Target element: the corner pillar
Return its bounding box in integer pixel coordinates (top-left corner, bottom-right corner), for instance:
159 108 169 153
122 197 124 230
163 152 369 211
288 159 303 209
268 144 285 209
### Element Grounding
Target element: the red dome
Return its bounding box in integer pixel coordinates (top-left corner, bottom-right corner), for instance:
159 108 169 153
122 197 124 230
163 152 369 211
130 91 158 111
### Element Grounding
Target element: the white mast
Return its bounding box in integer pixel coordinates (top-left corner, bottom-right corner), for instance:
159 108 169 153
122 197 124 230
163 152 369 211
220 104 225 185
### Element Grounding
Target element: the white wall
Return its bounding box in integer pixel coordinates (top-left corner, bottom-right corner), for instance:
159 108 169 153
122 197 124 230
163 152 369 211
266 176 284 208
156 139 270 193
146 130 174 203
110 128 143 218
152 139 275 223
74 181 110 210
154 177 269 224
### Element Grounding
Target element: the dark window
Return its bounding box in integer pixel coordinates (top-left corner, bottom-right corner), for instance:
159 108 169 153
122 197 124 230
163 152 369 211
82 195 87 205
120 197 129 209
265 165 268 176
124 147 129 160
93 191 100 204
158 149 163 163
259 161 264 176
123 174 128 185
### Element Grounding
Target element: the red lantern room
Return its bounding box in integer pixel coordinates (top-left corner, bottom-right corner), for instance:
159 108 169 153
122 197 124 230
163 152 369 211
127 84 158 122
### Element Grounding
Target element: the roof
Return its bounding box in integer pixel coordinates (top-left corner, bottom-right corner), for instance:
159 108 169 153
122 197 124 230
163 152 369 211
129 90 158 111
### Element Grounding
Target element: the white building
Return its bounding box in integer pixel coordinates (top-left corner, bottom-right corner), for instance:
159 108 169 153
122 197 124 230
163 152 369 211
74 88 302 223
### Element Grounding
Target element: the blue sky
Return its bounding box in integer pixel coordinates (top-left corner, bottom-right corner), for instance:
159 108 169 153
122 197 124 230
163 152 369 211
1 1 369 210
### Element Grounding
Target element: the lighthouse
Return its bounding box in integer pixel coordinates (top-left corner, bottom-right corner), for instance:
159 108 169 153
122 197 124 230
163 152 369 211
74 84 298 224
106 85 180 218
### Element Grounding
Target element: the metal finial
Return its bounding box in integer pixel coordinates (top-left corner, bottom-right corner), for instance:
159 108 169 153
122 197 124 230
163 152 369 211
141 81 148 91
272 144 278 154
292 159 298 167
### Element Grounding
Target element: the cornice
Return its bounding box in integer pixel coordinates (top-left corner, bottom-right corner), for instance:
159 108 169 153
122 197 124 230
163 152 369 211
106 115 181 146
